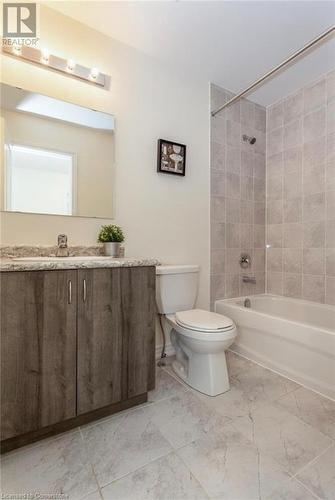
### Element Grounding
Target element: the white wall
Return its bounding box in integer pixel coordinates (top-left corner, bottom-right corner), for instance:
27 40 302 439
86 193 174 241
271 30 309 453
0 6 210 309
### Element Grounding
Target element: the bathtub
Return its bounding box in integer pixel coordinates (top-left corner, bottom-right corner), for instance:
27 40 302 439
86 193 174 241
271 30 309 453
215 294 335 400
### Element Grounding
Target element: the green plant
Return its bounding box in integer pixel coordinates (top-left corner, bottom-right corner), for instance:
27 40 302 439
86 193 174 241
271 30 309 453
98 224 125 243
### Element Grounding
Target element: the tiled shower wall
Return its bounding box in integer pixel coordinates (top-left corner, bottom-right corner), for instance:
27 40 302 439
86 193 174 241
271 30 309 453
210 84 266 307
266 69 335 305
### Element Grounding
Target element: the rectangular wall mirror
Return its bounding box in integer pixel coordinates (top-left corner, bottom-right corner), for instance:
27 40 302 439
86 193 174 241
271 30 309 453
0 83 115 219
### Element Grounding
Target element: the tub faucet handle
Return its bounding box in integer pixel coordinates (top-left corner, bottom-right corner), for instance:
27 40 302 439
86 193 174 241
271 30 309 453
240 253 251 269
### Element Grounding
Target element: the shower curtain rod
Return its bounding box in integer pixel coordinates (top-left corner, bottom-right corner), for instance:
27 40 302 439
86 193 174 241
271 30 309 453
211 25 335 117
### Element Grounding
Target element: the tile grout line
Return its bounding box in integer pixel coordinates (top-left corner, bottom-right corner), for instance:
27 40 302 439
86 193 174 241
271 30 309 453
291 441 335 479
78 426 103 498
293 476 323 500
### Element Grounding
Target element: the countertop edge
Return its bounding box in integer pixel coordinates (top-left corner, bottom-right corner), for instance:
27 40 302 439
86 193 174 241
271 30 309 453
0 258 161 272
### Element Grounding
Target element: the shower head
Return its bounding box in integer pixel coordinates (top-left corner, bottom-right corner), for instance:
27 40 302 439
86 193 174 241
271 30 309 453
242 134 256 145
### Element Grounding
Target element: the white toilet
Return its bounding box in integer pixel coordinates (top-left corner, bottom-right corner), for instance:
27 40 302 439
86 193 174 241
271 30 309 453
156 265 237 396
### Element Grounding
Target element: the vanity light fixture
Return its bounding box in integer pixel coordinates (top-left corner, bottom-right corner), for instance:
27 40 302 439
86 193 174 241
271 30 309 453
2 44 110 89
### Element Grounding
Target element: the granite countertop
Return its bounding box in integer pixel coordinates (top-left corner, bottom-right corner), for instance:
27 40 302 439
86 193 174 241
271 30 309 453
0 245 160 271
0 257 160 272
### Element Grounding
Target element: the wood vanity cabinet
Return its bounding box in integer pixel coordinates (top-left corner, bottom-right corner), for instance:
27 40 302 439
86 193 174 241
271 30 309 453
1 266 155 451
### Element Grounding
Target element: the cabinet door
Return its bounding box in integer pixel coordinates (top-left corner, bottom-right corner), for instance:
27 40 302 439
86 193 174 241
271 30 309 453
77 268 123 414
1 271 77 440
121 267 156 399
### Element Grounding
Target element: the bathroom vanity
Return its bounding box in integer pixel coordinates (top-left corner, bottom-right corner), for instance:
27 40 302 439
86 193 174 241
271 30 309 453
0 257 157 453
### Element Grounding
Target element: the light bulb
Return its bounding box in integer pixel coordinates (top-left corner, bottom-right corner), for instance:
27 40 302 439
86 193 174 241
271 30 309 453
66 59 75 72
12 44 22 56
41 48 50 64
90 67 99 80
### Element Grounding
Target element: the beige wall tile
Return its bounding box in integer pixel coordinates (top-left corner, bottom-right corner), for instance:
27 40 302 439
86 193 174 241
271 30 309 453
303 248 325 275
255 105 266 133
225 274 240 298
326 69 335 104
284 248 302 273
211 273 225 301
226 146 241 173
211 169 225 196
211 141 225 170
267 102 283 131
284 119 302 149
240 200 253 224
304 77 326 113
326 190 335 219
326 248 335 276
267 173 283 200
303 193 325 222
267 224 283 248
211 222 226 250
284 146 302 172
240 99 254 126
254 202 265 224
303 136 326 169
226 223 241 248
302 274 325 303
327 101 335 134
267 199 283 224
211 196 226 222
254 224 265 248
225 172 240 199
267 272 283 295
268 127 283 156
284 223 303 248
284 273 302 298
241 176 253 201
326 220 335 247
284 90 303 124
325 276 335 305
283 198 302 223
303 164 325 196
303 221 325 248
226 120 241 146
211 249 225 275
241 149 254 177
267 152 283 176
303 108 326 142
254 177 265 201
226 198 240 223
267 248 283 272
284 169 302 199
240 224 253 248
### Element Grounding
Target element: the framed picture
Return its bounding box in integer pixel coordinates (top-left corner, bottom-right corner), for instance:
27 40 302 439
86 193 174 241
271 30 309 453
157 139 186 176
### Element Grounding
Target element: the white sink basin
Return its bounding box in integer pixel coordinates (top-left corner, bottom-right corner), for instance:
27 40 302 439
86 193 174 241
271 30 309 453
13 256 116 262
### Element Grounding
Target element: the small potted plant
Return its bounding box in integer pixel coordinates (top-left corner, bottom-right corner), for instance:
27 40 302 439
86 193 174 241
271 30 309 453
98 224 125 257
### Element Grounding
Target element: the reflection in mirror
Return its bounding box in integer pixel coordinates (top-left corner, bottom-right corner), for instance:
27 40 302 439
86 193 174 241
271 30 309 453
1 84 115 219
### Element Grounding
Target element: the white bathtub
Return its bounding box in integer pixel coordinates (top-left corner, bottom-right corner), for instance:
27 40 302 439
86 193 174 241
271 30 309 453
215 294 335 400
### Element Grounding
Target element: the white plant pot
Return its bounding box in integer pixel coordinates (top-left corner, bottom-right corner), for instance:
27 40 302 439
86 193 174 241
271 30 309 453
103 242 121 257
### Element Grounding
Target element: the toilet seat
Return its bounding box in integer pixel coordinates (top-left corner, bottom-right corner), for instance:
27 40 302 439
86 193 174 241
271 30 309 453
176 308 234 332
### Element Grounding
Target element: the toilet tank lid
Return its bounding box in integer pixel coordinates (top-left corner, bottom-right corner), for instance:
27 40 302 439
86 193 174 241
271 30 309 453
156 265 199 275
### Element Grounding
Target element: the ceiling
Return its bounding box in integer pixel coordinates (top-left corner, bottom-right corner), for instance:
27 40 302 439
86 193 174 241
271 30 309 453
49 1 335 106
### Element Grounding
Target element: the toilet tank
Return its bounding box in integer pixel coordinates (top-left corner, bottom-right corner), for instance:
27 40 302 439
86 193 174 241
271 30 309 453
156 265 199 314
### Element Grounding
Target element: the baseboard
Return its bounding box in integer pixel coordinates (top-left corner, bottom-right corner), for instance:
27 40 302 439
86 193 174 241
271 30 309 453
155 343 175 360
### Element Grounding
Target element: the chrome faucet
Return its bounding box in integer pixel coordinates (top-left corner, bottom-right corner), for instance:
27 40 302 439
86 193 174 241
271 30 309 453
56 234 70 257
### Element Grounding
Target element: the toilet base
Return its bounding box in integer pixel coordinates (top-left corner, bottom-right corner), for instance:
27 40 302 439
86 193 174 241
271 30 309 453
172 352 230 396
171 330 232 396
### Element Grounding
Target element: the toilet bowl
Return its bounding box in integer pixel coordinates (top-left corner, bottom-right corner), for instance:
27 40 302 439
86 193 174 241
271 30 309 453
156 265 236 396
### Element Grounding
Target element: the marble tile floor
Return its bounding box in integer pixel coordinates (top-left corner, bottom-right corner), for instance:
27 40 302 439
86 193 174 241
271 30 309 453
1 351 335 500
